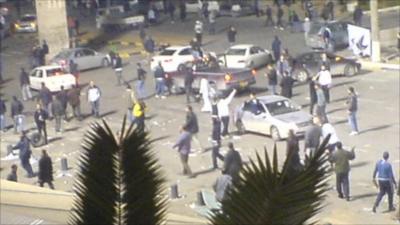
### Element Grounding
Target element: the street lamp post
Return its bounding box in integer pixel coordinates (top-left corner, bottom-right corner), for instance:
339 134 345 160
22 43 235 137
370 0 380 62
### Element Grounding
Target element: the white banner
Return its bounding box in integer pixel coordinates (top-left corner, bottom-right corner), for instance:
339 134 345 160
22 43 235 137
347 24 371 56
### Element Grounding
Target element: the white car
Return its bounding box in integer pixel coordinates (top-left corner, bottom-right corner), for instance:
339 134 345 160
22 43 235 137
186 0 220 13
219 44 272 69
150 46 198 72
29 66 76 92
235 95 313 140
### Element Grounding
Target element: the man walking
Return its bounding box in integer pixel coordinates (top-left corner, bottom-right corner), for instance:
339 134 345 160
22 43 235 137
218 89 237 137
353 5 363 26
10 96 24 134
52 96 64 133
113 54 123 86
87 81 101 117
20 68 32 101
315 84 328 123
38 150 54 189
194 20 203 46
136 62 147 99
67 84 82 121
179 0 186 22
266 64 278 94
346 86 359 135
227 25 237 46
272 36 282 62
154 62 166 99
304 116 322 157
184 65 195 103
276 55 290 77
34 103 49 145
314 65 332 103
0 97 6 132
265 5 274 27
39 82 53 118
12 132 34 178
173 127 194 177
57 86 69 121
279 71 295 99
308 78 317 114
133 99 146 133
183 105 203 151
223 142 242 183
329 142 355 201
211 117 224 169
372 152 397 213
275 5 284 30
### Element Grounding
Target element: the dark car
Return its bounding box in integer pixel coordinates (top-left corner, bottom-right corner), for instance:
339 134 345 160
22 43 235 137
305 21 352 52
291 51 361 83
219 1 255 17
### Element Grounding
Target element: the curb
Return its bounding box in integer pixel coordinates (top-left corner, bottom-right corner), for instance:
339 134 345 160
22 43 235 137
364 6 400 14
118 51 141 59
107 40 136 46
359 60 400 71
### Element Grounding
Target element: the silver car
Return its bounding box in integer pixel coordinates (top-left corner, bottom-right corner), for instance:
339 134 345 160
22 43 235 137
235 95 312 140
50 48 111 71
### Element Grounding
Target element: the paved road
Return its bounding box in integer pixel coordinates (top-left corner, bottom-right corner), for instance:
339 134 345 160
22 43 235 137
1 5 399 225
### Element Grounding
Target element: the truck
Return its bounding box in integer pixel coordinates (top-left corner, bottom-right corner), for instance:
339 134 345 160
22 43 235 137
96 5 144 31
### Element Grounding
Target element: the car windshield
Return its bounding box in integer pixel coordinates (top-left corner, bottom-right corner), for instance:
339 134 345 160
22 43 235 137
159 49 176 56
226 48 246 56
21 16 35 22
54 50 73 59
265 100 299 116
46 68 65 77
309 23 323 34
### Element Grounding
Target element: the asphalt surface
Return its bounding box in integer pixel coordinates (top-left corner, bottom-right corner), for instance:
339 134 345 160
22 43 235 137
1 4 399 225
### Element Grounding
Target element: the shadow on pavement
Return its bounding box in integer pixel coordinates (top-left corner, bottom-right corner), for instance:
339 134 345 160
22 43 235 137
64 127 81 132
327 107 347 114
359 124 392 134
100 110 118 118
332 80 358 89
332 119 347 125
350 192 376 201
48 136 63 144
193 168 216 177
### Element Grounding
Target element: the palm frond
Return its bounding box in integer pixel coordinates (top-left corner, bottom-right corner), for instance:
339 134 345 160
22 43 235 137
120 123 167 225
69 121 119 225
210 137 330 225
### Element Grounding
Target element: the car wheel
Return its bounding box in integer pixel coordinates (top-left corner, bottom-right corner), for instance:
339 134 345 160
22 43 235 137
270 126 281 141
294 69 309 83
344 64 357 77
101 58 110 67
177 64 185 72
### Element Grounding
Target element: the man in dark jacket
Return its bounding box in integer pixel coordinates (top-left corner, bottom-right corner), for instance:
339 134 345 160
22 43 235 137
173 127 193 177
304 116 322 156
10 96 24 134
183 105 203 151
266 64 278 95
184 66 195 103
308 78 317 114
38 150 54 189
227 25 237 45
52 96 64 133
271 36 282 61
211 117 224 169
179 0 186 22
67 85 82 121
34 103 48 144
39 82 53 118
329 142 355 201
346 86 359 135
136 63 147 99
0 97 6 132
12 132 34 178
286 130 302 173
113 54 123 86
265 5 274 26
20 68 32 101
353 5 363 26
276 5 284 30
279 71 295 98
223 142 242 183
154 62 166 98
57 86 69 121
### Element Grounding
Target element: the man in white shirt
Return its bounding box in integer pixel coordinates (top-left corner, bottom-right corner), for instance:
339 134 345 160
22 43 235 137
321 121 339 152
315 65 332 103
87 81 101 118
218 89 237 137
194 20 203 45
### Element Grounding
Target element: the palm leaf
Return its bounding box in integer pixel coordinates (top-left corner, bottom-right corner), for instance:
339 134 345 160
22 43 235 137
210 136 330 225
120 120 167 225
69 121 119 225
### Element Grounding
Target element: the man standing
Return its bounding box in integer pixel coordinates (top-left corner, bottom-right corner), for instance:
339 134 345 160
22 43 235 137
173 127 193 177
265 5 274 27
57 86 69 121
329 142 355 201
318 52 331 71
266 64 278 95
133 99 146 133
154 62 166 99
286 130 302 173
321 120 339 153
209 10 217 35
113 54 123 86
280 71 295 98
223 142 242 183
184 65 195 103
20 68 32 101
52 96 64 133
87 81 101 118
218 89 237 137
304 116 322 157
10 96 24 134
346 86 359 135
315 84 328 123
41 40 49 65
38 150 54 189
167 0 176 23
227 25 237 46
275 5 284 30
6 164 18 182
136 63 147 99
308 78 317 114
353 5 363 26
315 65 332 103
67 85 82 121
0 97 6 132
303 17 311 40
276 55 290 77
34 104 49 145
272 36 282 62
211 117 224 169
372 152 397 213
12 132 34 178
194 20 203 46
69 60 79 80
183 105 203 151
39 82 53 118
179 0 186 22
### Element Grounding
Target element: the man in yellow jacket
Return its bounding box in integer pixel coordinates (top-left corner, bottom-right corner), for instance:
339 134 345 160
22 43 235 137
132 99 146 133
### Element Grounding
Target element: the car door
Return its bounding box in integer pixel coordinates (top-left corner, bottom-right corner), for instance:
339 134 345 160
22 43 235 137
82 49 98 69
254 46 269 67
241 101 266 132
176 48 194 68
248 47 258 67
305 53 320 74
29 69 43 90
73 49 88 70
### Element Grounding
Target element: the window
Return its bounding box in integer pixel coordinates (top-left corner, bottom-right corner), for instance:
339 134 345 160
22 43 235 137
82 49 95 56
243 100 265 115
250 47 258 55
75 50 83 58
265 100 299 116
46 68 64 77
226 48 246 56
179 48 192 55
34 70 43 78
159 49 176 56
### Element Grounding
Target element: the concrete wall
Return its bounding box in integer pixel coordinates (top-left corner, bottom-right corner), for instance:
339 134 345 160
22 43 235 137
35 0 69 60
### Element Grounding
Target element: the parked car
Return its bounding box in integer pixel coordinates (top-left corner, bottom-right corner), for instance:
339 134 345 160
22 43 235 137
305 21 352 52
291 51 361 83
29 65 76 92
219 1 255 17
235 95 313 140
166 60 256 95
150 46 202 72
14 14 37 33
219 44 272 69
50 48 111 71
186 0 220 13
